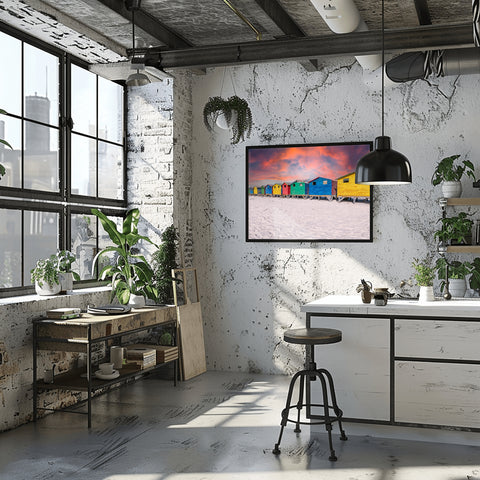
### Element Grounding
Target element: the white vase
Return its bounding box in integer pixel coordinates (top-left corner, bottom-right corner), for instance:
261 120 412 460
35 280 61 296
441 181 462 198
128 294 145 308
58 272 73 294
448 278 467 298
418 286 435 302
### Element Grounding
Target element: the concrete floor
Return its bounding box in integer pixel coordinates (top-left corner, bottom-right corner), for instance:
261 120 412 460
1 371 480 480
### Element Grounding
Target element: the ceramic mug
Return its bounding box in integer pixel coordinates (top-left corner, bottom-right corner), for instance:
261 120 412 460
110 346 125 370
99 362 114 374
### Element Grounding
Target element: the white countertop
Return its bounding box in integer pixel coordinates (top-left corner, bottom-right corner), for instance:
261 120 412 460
301 295 480 318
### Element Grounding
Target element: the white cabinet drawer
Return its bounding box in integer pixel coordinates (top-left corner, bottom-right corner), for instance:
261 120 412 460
395 361 480 428
395 319 480 360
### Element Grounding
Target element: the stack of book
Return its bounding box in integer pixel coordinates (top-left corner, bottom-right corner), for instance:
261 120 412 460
129 343 178 364
126 347 157 369
46 307 81 320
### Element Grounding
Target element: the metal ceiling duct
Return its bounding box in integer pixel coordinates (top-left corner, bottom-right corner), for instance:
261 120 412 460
310 0 382 70
386 48 480 82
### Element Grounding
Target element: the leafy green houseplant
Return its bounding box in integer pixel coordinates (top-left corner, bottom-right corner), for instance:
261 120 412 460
203 95 253 144
435 257 471 298
152 225 178 304
57 250 81 292
31 250 80 295
92 208 158 305
412 257 435 302
0 108 12 178
469 257 480 291
434 212 473 245
431 154 475 198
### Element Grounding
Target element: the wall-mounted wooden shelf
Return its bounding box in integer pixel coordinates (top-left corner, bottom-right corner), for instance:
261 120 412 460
447 245 480 253
445 198 480 206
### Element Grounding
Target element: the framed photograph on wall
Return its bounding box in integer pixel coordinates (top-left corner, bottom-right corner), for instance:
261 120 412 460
246 142 373 242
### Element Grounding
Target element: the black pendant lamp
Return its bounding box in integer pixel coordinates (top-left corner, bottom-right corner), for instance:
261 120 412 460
126 0 150 87
355 0 412 185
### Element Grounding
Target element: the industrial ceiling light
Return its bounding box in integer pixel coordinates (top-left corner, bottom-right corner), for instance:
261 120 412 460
126 0 150 87
355 0 412 185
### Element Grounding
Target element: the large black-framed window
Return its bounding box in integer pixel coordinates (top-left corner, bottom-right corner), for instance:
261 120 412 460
0 23 127 295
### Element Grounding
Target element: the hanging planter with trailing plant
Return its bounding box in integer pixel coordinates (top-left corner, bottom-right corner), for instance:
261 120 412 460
203 95 253 145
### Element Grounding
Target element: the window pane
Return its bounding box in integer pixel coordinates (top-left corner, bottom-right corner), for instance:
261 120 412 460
98 77 123 143
71 64 96 136
0 115 22 188
24 210 59 285
0 31 21 116
0 209 21 287
24 122 59 191
24 44 59 126
71 213 96 280
71 133 96 196
98 142 124 199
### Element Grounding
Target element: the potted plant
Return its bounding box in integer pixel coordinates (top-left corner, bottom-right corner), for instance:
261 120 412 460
436 258 471 298
431 154 475 198
0 108 12 179
91 208 158 306
152 225 178 305
412 257 435 302
31 251 80 295
203 95 253 145
56 250 80 293
434 212 473 246
31 256 61 296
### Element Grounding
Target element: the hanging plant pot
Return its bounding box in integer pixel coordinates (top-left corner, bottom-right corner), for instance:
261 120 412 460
203 95 252 144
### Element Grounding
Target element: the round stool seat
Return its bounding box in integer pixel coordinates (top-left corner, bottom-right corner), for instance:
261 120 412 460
284 328 342 345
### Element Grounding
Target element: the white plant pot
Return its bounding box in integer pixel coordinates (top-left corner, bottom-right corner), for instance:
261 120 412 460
128 294 145 308
35 280 61 296
215 111 237 130
58 272 73 294
448 278 467 298
441 181 462 198
418 286 435 302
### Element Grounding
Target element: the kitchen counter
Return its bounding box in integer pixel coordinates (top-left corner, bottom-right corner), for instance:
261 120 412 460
302 295 480 432
302 295 480 319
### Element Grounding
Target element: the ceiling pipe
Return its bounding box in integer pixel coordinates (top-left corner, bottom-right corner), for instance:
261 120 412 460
310 0 382 70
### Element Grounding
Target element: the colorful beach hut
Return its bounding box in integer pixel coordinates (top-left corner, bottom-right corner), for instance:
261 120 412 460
273 184 282 196
259 186 265 195
253 186 258 195
281 183 291 196
290 181 307 196
265 185 273 195
307 176 337 198
336 172 370 200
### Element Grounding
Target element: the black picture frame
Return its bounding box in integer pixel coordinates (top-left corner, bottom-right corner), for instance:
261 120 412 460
246 141 373 242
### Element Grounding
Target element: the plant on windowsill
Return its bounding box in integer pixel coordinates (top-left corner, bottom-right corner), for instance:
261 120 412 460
435 258 471 298
431 154 475 198
412 257 435 302
0 108 12 178
469 257 480 294
203 95 253 145
31 251 80 296
91 208 158 306
152 225 178 305
434 212 473 246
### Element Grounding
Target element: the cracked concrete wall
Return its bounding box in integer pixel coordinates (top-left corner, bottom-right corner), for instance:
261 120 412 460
186 59 480 375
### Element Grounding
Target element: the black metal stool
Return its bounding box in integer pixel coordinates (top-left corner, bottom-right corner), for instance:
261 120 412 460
272 327 347 461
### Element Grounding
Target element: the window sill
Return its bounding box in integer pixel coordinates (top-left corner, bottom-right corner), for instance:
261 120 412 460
0 286 111 307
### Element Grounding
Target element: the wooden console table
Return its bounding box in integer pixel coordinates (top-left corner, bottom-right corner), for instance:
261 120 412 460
33 306 177 428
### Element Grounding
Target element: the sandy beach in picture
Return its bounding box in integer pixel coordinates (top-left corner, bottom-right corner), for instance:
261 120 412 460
248 195 371 240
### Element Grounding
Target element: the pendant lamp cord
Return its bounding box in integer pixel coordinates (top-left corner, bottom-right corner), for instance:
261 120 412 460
381 0 385 137
132 8 136 58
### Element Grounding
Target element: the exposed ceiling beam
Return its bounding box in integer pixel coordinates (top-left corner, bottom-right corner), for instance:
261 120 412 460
413 0 432 25
147 23 474 70
253 0 318 71
253 0 306 37
19 0 127 57
94 0 192 50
